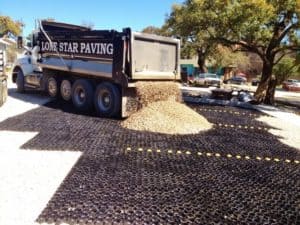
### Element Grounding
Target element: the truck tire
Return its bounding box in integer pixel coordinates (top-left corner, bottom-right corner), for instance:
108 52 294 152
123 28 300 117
60 79 72 101
16 70 25 93
72 79 94 111
94 82 121 117
47 77 59 98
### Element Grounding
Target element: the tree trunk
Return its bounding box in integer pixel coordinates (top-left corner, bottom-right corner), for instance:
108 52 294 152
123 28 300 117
264 78 277 105
197 49 207 73
254 60 273 104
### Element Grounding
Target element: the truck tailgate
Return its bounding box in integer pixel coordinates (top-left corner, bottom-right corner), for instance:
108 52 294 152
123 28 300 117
130 32 180 81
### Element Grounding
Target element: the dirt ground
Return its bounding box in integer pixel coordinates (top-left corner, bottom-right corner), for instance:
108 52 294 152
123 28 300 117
0 84 300 225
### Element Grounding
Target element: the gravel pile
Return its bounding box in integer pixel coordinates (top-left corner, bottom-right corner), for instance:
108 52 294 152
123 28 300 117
135 81 182 109
122 100 212 134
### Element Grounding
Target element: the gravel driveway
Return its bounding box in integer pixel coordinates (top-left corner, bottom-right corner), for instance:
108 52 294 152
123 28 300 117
0 84 300 225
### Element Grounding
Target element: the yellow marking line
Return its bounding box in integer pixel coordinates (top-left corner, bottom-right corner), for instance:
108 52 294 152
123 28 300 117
125 147 299 165
198 108 259 117
216 123 267 130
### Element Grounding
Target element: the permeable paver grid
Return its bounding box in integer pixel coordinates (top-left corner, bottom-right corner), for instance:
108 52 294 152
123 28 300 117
0 101 299 225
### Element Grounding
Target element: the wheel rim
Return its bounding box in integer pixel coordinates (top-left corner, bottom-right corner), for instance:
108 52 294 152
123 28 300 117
48 78 57 97
97 89 112 111
61 80 72 101
74 86 86 105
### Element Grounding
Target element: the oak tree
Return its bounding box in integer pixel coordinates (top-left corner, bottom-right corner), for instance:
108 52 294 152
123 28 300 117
0 16 22 37
166 0 300 104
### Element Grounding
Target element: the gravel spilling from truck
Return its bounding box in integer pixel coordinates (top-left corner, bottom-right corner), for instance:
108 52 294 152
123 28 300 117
122 82 212 134
135 81 182 108
122 100 212 134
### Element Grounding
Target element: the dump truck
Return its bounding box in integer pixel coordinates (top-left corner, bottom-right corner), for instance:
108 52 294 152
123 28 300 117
12 20 180 117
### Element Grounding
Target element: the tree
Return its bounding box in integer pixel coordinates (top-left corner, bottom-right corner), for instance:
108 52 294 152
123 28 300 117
142 26 163 35
212 46 250 71
273 55 300 84
166 0 300 104
0 16 23 37
166 4 217 72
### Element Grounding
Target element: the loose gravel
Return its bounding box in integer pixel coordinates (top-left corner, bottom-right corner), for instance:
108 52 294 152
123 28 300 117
1 98 299 225
122 100 212 134
135 81 181 109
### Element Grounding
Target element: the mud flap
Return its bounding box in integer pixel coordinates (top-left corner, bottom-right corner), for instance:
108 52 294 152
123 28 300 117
121 86 138 118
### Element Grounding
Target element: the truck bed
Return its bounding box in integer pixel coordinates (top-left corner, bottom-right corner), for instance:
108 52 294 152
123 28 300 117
37 21 180 86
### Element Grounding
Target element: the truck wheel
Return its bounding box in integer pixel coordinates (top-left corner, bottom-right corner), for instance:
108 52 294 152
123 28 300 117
94 82 121 117
16 70 25 93
47 77 59 98
60 79 72 101
72 79 94 111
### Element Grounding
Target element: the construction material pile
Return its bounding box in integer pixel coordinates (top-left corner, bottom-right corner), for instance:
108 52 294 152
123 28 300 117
135 81 182 109
122 82 212 135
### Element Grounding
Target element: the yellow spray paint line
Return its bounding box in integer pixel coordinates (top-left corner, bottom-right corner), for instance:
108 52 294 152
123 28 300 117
197 108 259 117
124 147 299 165
216 123 268 131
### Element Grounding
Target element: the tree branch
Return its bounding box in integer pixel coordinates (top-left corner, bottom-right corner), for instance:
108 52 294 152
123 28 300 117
273 52 289 65
269 23 297 57
278 23 296 44
215 37 264 59
273 45 300 55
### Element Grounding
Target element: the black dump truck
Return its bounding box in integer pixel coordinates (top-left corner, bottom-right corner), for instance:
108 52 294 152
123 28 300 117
13 20 180 117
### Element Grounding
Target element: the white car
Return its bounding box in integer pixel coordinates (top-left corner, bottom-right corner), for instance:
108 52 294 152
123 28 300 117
194 73 221 87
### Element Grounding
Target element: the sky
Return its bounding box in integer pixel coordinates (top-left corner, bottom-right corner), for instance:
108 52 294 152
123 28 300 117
1 0 184 36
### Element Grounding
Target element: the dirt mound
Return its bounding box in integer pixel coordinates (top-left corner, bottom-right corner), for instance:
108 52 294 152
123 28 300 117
121 100 212 135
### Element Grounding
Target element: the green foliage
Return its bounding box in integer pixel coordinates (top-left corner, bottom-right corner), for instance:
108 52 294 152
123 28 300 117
165 0 300 103
141 26 163 35
171 0 300 61
0 16 23 37
273 56 300 83
211 46 250 69
166 2 216 60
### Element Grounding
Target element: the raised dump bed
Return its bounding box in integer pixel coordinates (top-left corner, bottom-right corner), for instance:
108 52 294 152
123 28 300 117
13 20 181 118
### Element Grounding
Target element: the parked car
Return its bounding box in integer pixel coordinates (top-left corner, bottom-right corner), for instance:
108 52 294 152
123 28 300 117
223 76 247 85
282 79 300 92
194 73 221 87
251 78 260 86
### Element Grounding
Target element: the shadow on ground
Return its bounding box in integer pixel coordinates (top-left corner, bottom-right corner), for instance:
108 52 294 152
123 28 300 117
0 98 299 225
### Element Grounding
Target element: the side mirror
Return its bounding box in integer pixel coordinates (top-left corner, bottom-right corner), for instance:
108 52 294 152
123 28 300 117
17 36 23 49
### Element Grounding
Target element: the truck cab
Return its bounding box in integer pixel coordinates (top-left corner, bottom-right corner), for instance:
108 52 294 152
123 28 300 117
12 36 43 92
